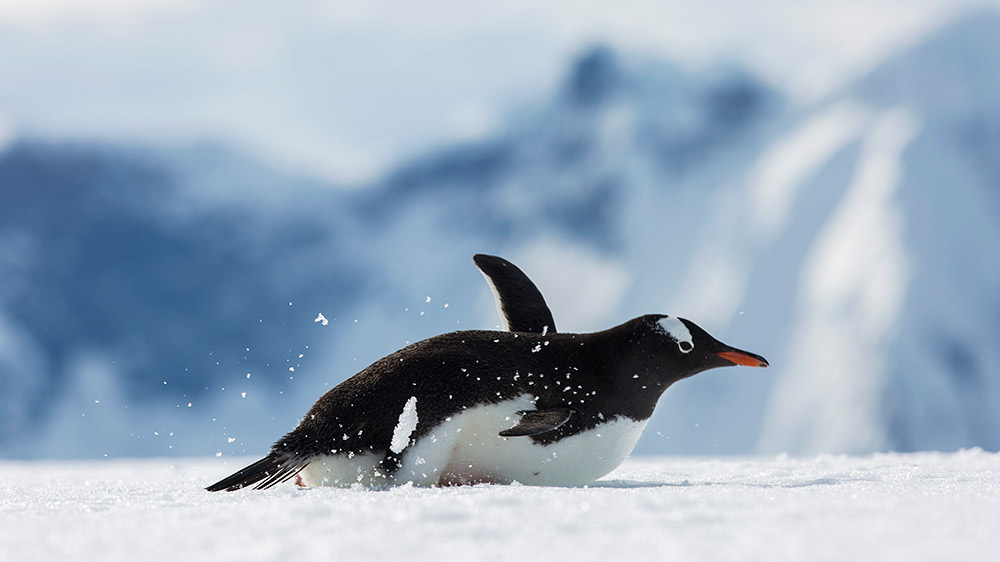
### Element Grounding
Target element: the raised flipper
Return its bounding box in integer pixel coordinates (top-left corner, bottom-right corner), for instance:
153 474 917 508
473 254 557 334
499 408 574 437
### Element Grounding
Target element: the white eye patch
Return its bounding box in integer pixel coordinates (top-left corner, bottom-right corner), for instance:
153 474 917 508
656 317 694 353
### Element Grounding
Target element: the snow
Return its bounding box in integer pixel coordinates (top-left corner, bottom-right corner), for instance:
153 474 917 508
2 452 997 561
760 107 920 454
649 12 1000 455
389 396 419 454
748 101 870 240
512 237 631 333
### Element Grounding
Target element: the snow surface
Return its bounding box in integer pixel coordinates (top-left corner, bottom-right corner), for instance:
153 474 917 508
1 451 997 561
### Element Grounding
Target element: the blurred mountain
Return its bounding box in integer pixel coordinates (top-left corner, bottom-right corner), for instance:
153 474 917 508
0 141 369 457
1 11 998 459
754 12 1000 453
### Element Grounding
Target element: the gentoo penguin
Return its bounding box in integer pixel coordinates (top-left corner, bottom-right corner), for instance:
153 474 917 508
206 254 767 491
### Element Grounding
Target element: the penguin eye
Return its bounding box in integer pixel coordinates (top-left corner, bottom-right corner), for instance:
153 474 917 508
678 341 693 352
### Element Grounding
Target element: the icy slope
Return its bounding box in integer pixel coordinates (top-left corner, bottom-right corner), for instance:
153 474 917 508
2 452 997 562
660 12 1000 455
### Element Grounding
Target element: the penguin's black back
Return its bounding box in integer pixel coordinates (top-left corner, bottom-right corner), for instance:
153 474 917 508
277 321 666 460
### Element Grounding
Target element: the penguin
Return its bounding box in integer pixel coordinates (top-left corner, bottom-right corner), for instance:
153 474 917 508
206 254 767 491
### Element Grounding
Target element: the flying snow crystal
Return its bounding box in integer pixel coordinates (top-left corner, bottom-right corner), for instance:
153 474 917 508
241 392 246 398
390 397 419 454
227 437 236 443
314 313 328 326
656 317 694 353
425 296 431 303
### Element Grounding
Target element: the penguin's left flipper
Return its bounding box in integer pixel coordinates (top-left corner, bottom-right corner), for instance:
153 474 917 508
499 408 574 437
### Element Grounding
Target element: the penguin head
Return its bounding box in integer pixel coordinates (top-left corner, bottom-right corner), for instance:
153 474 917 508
641 315 768 383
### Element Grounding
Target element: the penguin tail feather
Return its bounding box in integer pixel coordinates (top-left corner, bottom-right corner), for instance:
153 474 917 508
205 452 310 492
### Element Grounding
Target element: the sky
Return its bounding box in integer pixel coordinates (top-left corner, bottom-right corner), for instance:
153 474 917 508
0 0 995 182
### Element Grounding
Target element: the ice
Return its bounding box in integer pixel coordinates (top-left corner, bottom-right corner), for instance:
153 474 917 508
1 452 997 561
390 396 419 454
748 101 870 239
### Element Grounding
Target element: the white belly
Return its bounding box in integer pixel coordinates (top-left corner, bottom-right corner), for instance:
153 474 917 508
297 395 648 487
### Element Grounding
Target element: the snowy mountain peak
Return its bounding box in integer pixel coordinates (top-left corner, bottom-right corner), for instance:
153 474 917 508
561 45 624 107
857 9 1000 113
750 10 1000 454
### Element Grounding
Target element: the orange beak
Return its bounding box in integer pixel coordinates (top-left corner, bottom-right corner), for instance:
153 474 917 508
716 350 769 368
